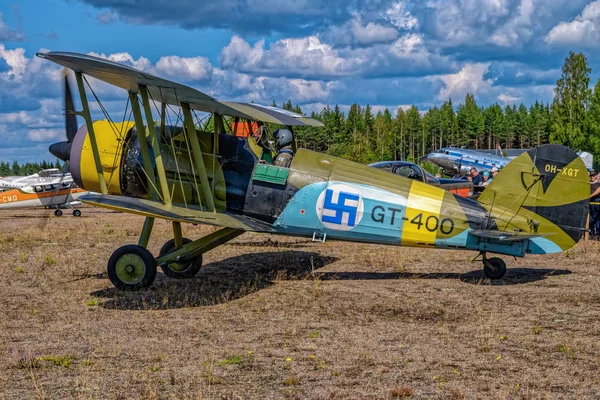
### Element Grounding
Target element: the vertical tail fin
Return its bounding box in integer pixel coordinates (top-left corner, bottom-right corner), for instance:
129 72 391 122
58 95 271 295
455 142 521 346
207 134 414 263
478 145 589 253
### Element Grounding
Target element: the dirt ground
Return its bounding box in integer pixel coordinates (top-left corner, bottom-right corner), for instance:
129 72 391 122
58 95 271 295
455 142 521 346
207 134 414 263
0 207 599 399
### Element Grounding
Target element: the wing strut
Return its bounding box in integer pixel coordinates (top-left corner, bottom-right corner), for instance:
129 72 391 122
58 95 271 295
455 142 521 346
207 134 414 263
182 102 215 212
140 85 172 207
129 91 160 201
74 72 108 194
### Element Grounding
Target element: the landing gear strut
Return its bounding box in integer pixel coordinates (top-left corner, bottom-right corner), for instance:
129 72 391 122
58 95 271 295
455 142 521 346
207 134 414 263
105 217 244 291
482 254 507 280
159 238 203 279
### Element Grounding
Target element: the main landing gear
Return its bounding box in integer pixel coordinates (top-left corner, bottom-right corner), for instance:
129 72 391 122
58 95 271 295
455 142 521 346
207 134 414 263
106 218 244 291
53 208 81 217
481 253 507 280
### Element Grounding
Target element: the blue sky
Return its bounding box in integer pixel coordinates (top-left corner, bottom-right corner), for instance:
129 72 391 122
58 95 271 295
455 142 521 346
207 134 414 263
2 0 600 162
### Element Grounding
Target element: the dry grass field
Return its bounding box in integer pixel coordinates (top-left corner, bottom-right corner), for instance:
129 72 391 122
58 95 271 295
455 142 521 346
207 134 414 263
0 207 599 399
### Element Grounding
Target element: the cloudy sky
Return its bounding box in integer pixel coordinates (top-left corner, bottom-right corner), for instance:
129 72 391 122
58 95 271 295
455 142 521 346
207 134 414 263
1 0 600 162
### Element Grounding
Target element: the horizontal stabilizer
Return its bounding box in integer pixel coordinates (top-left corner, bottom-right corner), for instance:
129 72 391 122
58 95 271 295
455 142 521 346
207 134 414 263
469 229 551 242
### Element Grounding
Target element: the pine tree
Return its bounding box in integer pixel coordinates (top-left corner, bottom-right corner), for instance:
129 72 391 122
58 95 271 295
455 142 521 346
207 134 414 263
516 104 531 148
440 100 457 148
529 101 550 148
364 105 374 148
457 94 484 148
394 108 406 160
405 106 421 161
483 103 504 149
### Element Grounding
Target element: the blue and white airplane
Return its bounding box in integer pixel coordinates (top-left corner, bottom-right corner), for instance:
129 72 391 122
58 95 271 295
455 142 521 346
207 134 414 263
422 148 509 176
424 147 593 176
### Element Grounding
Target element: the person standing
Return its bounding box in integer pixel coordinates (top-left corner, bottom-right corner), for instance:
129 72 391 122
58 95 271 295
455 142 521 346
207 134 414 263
470 168 483 186
590 170 600 239
481 171 491 186
490 167 499 181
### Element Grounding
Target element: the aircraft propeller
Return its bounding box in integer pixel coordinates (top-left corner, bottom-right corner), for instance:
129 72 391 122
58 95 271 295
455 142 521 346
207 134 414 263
48 69 77 164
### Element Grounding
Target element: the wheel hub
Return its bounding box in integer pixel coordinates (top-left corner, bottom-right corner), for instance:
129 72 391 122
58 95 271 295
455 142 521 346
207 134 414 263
115 254 146 284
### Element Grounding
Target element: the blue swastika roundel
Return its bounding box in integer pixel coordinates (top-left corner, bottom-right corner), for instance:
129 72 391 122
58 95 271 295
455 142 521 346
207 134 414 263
316 184 364 231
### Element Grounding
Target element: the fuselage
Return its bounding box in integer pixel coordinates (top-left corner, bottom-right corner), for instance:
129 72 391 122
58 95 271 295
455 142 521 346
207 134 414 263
424 148 509 175
0 183 87 210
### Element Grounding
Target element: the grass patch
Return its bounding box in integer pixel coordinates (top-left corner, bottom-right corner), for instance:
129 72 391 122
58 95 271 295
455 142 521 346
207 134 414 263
532 324 544 335
219 355 244 365
282 376 300 386
37 354 76 368
390 386 413 398
43 255 56 266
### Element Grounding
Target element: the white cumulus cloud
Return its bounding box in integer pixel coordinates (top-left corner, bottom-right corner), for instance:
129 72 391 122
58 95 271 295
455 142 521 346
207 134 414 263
220 35 352 78
27 128 62 142
434 63 494 100
545 0 600 46
0 44 28 82
350 19 399 45
155 55 213 81
498 93 519 104
385 2 418 30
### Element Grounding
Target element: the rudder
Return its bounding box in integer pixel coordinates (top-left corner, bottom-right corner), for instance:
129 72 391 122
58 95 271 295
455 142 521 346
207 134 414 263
477 145 589 252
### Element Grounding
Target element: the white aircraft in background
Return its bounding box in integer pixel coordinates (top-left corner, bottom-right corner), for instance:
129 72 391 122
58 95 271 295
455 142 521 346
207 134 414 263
0 168 70 190
0 73 89 216
0 175 87 217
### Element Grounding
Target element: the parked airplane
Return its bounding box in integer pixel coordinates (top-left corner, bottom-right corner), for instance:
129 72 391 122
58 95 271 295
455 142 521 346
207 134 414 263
0 71 88 216
0 179 86 216
424 147 593 176
38 51 589 291
0 169 67 190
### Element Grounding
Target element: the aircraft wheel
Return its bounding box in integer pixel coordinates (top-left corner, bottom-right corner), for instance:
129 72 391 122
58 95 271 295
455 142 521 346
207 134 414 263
73 209 81 217
159 238 203 279
107 245 157 291
483 257 507 280
54 209 63 217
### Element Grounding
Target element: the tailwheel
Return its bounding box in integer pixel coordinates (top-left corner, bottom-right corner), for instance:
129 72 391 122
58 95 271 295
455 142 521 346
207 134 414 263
159 238 203 279
54 209 63 217
73 209 81 217
483 256 507 280
107 245 157 291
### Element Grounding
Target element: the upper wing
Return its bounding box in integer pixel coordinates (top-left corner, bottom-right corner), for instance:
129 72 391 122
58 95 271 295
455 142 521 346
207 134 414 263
81 194 273 232
36 51 323 127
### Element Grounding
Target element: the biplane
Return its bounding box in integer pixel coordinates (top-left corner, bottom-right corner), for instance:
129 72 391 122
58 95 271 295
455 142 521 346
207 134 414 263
37 51 589 290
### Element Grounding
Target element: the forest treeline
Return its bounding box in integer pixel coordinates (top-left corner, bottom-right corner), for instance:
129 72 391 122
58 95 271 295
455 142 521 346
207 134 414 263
287 51 600 165
0 160 62 177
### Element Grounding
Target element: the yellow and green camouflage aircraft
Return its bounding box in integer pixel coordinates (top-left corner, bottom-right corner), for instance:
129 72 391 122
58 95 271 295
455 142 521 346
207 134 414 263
38 52 589 290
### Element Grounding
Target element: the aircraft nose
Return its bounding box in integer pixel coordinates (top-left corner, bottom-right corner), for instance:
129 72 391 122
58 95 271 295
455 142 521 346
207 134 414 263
49 141 71 162
428 154 446 167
